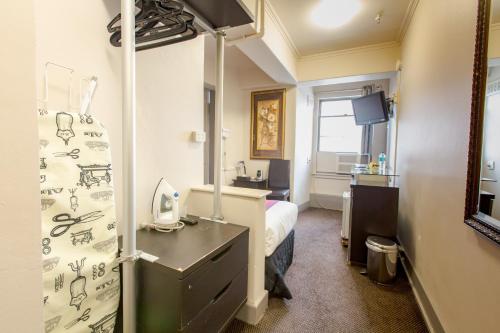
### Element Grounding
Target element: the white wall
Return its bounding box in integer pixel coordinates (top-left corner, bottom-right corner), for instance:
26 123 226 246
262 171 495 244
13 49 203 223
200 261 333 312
35 1 205 229
135 40 205 223
204 40 304 203
397 1 500 331
34 0 123 221
0 2 43 331
293 86 314 207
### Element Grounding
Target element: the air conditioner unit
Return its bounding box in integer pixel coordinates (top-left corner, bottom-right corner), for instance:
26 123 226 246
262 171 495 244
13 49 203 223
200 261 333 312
336 153 370 174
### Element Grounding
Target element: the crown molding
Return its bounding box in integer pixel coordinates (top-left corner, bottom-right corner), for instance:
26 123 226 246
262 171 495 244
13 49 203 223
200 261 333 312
398 0 420 42
264 0 300 59
298 41 400 62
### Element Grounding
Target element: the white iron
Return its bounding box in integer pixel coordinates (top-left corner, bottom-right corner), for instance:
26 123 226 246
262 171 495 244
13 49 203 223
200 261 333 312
151 178 183 232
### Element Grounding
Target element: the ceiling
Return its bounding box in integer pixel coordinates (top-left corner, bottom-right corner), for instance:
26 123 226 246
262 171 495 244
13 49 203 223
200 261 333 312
268 0 413 56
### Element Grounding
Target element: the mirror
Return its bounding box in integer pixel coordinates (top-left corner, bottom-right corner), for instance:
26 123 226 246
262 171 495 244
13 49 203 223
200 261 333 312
465 0 500 244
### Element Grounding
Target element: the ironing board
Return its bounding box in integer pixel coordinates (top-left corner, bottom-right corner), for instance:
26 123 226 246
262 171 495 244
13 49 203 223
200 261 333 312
39 110 120 333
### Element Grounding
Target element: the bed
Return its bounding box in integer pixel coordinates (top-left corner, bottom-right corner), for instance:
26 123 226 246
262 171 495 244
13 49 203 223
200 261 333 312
264 200 298 299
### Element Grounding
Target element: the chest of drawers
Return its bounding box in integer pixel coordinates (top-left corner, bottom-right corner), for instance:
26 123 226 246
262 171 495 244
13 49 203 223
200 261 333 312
135 220 249 333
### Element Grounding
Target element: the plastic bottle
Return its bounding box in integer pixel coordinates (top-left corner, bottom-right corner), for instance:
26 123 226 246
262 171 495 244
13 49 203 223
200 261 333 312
378 152 386 173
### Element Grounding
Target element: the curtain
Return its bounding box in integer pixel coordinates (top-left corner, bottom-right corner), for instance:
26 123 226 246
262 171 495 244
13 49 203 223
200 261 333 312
360 85 374 158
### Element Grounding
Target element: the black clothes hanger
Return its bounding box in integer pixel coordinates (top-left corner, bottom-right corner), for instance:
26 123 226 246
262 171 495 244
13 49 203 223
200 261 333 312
107 0 198 51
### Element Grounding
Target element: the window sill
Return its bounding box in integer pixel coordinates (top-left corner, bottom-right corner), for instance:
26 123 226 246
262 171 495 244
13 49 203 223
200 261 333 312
312 172 351 180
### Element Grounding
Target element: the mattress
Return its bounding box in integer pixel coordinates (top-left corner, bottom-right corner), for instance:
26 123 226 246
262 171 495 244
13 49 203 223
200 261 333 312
265 201 298 257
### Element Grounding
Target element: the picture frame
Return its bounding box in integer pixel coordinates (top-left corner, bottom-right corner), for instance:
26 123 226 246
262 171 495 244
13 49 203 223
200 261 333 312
250 88 286 159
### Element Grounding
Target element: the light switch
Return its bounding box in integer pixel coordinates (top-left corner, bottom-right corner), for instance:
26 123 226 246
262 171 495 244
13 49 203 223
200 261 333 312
487 160 495 170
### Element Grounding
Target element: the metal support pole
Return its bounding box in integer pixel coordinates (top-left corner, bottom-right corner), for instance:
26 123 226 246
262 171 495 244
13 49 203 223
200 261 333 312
212 31 225 221
121 0 137 332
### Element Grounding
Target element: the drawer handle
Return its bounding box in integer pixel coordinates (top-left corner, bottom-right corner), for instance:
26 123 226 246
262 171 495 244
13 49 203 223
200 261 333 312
211 245 232 263
212 281 232 304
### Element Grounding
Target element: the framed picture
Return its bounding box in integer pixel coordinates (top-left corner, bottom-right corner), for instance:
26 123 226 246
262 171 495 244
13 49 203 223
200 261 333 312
250 89 286 159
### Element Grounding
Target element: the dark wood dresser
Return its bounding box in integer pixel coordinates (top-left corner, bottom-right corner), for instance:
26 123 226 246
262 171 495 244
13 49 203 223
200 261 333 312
135 220 249 333
232 178 267 189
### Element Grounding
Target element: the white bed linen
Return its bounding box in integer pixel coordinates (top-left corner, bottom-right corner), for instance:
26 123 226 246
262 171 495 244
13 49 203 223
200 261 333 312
265 201 298 256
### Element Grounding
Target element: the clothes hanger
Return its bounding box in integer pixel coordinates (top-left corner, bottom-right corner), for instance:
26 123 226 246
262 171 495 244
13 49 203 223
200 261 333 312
107 0 198 51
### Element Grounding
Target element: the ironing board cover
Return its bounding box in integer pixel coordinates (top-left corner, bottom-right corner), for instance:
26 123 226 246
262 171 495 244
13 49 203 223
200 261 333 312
39 110 120 333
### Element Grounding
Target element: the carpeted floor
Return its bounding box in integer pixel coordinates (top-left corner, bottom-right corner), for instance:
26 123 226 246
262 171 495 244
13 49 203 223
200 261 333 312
225 208 428 333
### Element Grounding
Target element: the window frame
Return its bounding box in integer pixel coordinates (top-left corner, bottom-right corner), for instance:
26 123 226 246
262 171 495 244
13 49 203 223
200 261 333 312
317 97 362 154
312 90 363 176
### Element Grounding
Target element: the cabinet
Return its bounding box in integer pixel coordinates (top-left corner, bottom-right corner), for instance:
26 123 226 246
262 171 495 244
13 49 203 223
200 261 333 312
135 220 249 333
348 184 399 266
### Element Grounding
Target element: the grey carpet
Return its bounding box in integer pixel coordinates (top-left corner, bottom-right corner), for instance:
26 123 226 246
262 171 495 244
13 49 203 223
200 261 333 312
225 208 428 333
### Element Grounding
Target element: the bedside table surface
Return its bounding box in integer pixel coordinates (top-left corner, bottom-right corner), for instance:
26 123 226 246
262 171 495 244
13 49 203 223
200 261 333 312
136 220 248 278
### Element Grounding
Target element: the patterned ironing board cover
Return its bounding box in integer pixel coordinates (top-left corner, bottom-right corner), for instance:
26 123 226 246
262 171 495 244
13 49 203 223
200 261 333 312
39 110 120 333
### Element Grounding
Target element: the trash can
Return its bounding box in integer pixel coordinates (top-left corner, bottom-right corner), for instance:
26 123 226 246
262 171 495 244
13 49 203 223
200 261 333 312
366 236 398 284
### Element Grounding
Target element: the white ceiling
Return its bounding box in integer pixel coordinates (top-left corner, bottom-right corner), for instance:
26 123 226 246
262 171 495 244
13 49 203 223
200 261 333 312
268 0 413 56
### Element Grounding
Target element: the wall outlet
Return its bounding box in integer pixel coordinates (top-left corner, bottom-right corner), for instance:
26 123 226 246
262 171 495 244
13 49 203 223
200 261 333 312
487 160 495 170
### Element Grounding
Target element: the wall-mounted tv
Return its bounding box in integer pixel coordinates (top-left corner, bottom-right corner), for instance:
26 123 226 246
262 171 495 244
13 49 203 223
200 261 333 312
352 91 389 126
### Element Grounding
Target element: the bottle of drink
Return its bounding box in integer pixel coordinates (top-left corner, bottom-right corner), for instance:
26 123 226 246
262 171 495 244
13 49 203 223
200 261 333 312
378 152 386 173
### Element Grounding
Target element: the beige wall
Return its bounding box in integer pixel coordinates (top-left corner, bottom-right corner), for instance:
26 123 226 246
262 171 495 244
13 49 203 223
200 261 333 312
262 1 298 80
488 24 500 59
0 1 43 331
397 1 500 332
35 1 205 228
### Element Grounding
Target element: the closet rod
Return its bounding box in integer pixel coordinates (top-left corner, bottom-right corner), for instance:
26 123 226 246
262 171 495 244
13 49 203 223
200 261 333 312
121 0 137 332
212 30 225 221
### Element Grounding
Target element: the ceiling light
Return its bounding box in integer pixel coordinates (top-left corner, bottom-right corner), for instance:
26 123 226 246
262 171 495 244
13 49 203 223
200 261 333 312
311 0 362 29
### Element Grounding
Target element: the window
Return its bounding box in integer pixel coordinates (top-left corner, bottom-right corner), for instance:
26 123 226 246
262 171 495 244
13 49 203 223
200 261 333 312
318 99 362 153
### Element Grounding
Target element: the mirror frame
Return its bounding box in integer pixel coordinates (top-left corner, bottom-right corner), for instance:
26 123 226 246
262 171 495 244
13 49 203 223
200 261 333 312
465 0 500 244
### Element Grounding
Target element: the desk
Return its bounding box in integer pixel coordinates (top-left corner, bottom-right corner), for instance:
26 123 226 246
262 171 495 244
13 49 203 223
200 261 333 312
233 178 267 190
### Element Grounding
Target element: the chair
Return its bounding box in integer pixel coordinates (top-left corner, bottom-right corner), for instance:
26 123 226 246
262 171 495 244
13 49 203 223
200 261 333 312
266 159 290 201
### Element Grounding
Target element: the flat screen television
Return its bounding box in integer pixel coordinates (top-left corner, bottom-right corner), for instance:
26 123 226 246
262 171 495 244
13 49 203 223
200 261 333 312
352 91 389 125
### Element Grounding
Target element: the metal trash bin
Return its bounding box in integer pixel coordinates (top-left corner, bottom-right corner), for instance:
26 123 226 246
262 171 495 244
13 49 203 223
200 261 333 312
366 236 398 284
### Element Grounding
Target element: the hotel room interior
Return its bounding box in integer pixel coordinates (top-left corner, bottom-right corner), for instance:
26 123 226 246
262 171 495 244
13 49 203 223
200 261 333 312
2 0 500 332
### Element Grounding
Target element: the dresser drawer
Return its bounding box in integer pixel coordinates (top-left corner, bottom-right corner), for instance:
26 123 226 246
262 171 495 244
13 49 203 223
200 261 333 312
183 268 248 333
181 231 248 328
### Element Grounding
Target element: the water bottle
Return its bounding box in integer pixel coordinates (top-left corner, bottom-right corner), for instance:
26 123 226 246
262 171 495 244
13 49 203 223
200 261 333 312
378 152 386 173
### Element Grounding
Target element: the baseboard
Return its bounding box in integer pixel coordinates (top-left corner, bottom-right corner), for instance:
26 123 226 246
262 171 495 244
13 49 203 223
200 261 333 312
399 251 445 333
297 201 310 212
236 290 268 325
309 193 343 211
